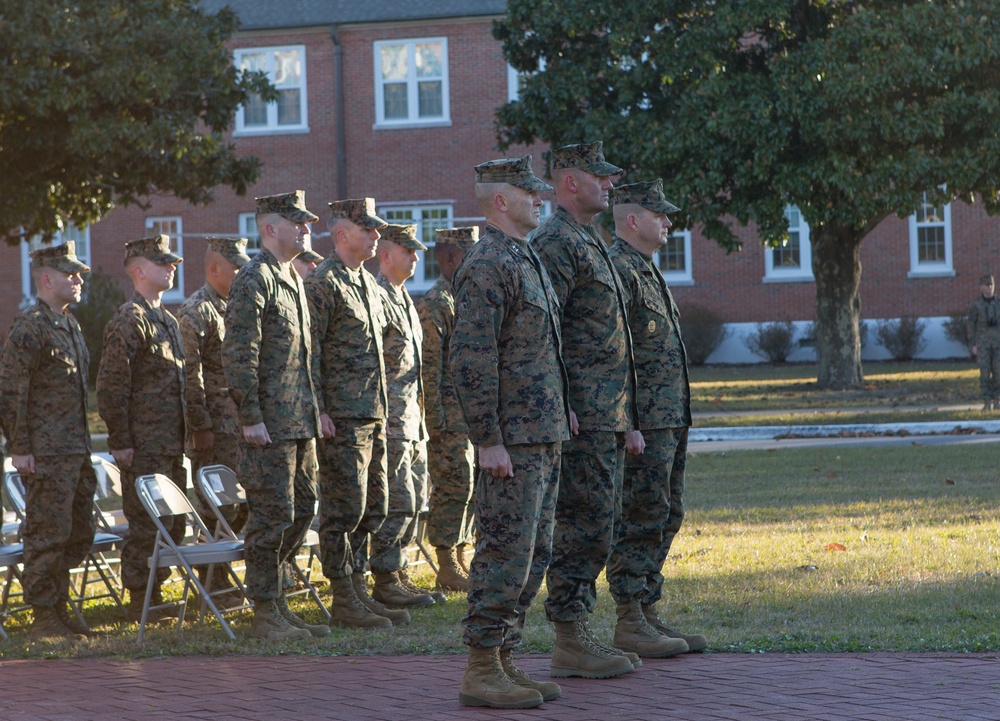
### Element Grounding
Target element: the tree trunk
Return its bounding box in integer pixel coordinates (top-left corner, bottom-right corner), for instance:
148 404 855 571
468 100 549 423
812 226 864 389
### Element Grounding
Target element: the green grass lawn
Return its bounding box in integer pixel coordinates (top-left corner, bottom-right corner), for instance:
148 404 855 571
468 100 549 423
4 442 998 657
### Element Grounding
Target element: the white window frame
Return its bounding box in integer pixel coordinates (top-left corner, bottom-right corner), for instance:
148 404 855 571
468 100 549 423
908 194 954 277
373 38 450 129
234 45 309 136
653 229 694 286
145 217 185 302
378 203 453 292
507 64 521 102
764 205 813 282
239 213 262 256
20 224 92 306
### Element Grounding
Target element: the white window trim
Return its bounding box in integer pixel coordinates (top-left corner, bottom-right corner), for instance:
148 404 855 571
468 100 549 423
234 45 309 136
239 213 262 256
507 64 521 102
20 225 92 306
908 200 954 278
764 206 814 283
654 229 694 286
373 38 451 129
145 217 185 302
378 202 453 293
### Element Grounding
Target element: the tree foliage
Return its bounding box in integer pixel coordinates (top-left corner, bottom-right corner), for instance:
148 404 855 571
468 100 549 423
0 0 275 244
496 0 1000 387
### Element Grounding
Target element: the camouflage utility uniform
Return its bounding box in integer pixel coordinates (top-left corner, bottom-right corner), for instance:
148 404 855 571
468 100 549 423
606 237 691 606
967 294 1000 405
304 253 388 580
452 224 570 650
97 292 186 591
418 273 476 550
223 247 320 602
531 205 638 623
0 298 95 609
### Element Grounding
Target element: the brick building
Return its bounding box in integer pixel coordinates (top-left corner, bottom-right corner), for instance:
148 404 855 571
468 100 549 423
7 0 998 363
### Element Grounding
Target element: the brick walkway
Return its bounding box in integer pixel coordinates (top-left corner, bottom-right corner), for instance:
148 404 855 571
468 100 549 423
1 652 996 721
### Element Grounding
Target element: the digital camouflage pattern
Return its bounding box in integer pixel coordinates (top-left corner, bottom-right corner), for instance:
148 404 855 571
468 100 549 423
376 274 427 442
611 178 680 215
968 294 1000 401
545 141 622 178
28 240 90 273
425 430 475 548
531 205 637 431
367 438 424 574
0 300 90 457
380 223 427 251
123 235 183 265
255 190 319 223
451 226 571 447
304 254 388 420
223 247 320 439
463 442 561 649
417 274 466 435
608 238 691 430
97 292 186 455
473 155 553 191
327 197 387 230
205 237 251 267
435 226 479 251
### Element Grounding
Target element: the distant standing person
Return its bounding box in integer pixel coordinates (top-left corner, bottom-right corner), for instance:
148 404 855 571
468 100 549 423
0 242 95 640
291 244 323 280
97 235 186 623
606 180 705 657
418 226 479 592
967 273 1000 410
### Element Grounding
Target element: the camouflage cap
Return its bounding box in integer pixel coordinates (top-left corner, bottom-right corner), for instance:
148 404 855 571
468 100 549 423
435 226 479 250
29 241 90 274
380 223 428 251
298 247 324 263
327 197 388 230
254 190 319 223
474 154 552 191
206 236 252 268
546 141 623 178
123 235 183 266
611 178 680 215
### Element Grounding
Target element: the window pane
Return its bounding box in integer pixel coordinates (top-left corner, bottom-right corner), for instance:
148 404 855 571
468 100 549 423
240 214 261 255
417 81 442 118
381 45 408 81
274 50 300 86
383 209 415 223
240 52 266 73
918 226 945 262
383 83 408 120
657 235 685 272
773 234 801 268
415 43 442 78
277 88 301 125
420 208 449 282
244 94 268 126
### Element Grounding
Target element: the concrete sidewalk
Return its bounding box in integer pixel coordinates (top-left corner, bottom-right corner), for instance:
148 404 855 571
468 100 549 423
1 652 996 721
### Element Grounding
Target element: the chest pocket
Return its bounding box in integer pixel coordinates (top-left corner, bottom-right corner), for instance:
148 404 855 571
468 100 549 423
640 284 669 321
47 347 77 376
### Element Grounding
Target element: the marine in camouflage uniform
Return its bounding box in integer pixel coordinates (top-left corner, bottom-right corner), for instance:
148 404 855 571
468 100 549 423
177 237 252 594
305 197 395 628
418 226 478 591
97 235 187 619
0 242 96 639
367 224 437 608
453 156 570 709
530 143 640 637
606 180 705 655
967 274 1000 410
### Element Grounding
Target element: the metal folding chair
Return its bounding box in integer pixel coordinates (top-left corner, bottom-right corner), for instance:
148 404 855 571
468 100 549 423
196 464 329 619
0 541 25 640
134 473 247 641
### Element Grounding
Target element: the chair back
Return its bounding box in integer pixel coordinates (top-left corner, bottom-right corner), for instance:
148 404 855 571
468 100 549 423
136 474 214 542
196 465 245 540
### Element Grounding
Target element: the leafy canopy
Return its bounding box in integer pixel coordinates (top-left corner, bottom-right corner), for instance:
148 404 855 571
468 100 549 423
496 0 1000 249
0 0 274 243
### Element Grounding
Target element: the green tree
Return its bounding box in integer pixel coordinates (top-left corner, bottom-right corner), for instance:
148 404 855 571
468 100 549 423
496 0 1000 388
0 0 274 244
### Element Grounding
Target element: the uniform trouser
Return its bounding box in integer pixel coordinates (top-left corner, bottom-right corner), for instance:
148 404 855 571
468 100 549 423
606 427 688 605
188 431 248 537
364 438 427 574
977 343 1000 401
121 453 187 591
240 438 317 601
545 430 625 623
463 442 560 650
318 418 388 580
426 431 475 549
21 454 97 607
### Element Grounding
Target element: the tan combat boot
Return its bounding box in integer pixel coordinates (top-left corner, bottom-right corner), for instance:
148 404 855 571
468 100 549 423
56 603 96 638
30 606 85 641
351 573 410 625
400 567 446 603
642 602 708 652
500 648 561 701
550 620 635 678
614 600 688 657
435 546 469 593
275 594 331 637
579 618 642 668
373 571 435 608
126 586 180 624
250 599 311 641
459 646 544 708
328 577 393 629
